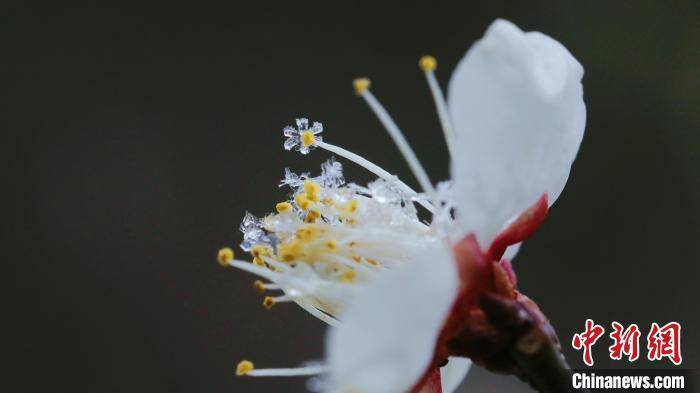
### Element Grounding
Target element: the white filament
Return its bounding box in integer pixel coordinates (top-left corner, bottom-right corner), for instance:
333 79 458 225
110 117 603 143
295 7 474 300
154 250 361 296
246 364 329 377
316 140 435 213
424 70 456 158
360 90 436 196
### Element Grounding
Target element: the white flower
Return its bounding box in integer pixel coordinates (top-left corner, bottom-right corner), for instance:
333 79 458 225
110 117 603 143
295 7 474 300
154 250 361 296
223 18 585 393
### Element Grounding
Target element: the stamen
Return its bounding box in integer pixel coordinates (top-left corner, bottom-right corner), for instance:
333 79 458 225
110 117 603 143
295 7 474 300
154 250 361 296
353 78 436 196
263 295 291 309
315 140 434 212
419 55 456 157
237 361 328 377
253 280 279 293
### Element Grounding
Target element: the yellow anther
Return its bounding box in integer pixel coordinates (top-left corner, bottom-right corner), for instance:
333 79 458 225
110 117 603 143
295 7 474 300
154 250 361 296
251 244 273 259
303 180 321 202
252 257 265 267
278 244 297 262
301 130 315 147
326 238 337 251
353 77 371 95
276 202 293 213
352 255 361 263
253 280 265 293
217 247 234 267
236 360 254 376
419 55 437 72
339 269 357 283
305 209 321 223
346 199 359 214
295 193 311 210
263 296 276 309
366 258 378 266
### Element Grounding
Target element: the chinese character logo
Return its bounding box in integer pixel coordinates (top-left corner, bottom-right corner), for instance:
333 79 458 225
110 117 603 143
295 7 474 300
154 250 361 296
647 322 682 365
572 319 605 366
609 322 640 361
572 320 682 366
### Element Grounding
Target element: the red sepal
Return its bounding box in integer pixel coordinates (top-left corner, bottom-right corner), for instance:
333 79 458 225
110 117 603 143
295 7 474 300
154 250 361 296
411 367 442 393
487 193 549 261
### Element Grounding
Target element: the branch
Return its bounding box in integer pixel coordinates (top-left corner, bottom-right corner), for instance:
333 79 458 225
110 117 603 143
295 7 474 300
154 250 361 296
480 293 589 393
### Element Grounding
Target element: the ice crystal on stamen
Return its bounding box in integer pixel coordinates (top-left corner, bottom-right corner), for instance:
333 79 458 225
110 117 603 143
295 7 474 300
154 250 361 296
367 177 403 204
283 117 324 155
320 157 344 188
239 212 270 251
280 168 310 189
430 180 458 237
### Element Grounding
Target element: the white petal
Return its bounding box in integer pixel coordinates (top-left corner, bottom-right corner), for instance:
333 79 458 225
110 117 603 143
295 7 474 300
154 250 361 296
325 243 459 393
448 19 586 247
440 357 472 393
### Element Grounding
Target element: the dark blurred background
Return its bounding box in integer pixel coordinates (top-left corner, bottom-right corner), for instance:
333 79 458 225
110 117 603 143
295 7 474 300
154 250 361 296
5 2 699 392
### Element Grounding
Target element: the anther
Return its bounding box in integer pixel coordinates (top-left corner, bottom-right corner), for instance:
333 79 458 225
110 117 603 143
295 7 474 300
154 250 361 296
345 199 359 214
301 130 315 147
217 247 234 267
303 180 321 202
236 360 255 376
276 202 293 213
326 239 337 251
419 55 437 72
339 269 357 283
353 77 371 95
253 280 265 293
263 296 276 309
305 209 321 223
295 193 311 210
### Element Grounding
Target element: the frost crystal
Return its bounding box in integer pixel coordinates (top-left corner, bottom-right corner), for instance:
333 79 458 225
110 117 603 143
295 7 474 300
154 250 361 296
279 168 310 189
239 212 269 251
283 118 324 155
320 157 344 188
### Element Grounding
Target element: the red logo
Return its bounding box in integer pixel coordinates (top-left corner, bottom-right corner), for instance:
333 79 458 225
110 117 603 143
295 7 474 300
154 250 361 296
647 322 682 365
572 319 605 366
572 320 682 366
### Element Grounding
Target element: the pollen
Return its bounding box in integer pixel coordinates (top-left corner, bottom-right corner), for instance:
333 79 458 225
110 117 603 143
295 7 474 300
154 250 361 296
251 244 273 259
236 360 254 376
217 247 234 267
252 257 265 267
253 280 265 293
296 225 322 240
278 241 302 262
419 55 437 72
263 296 276 309
344 199 359 214
305 209 321 223
366 258 378 266
303 180 321 202
353 77 371 95
326 238 337 251
295 193 311 210
339 269 357 283
301 130 315 147
275 202 293 213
